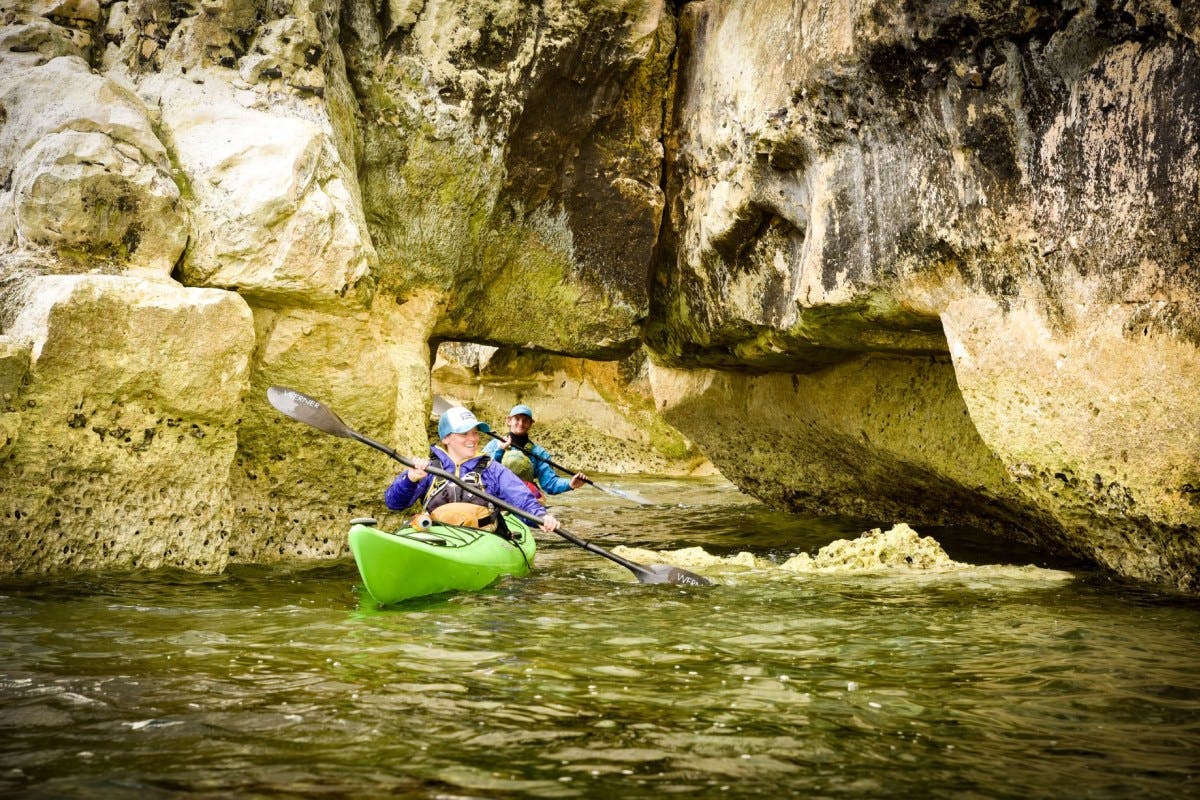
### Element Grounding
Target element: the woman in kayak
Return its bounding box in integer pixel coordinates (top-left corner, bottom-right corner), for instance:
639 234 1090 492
483 403 587 496
385 405 563 533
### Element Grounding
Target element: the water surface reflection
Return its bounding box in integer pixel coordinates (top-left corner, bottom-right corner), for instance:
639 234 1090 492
1 476 1198 798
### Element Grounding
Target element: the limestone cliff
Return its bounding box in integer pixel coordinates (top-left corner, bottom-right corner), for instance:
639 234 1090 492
0 0 676 571
0 0 1195 591
646 0 1199 590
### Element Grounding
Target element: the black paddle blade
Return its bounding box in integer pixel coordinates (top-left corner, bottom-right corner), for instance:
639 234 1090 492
267 386 354 438
637 564 713 586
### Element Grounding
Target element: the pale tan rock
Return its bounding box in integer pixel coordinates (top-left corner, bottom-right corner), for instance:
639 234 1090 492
942 295 1200 580
615 523 962 574
783 523 964 572
226 292 442 562
150 75 375 308
0 275 254 573
0 335 25 458
30 0 100 23
0 54 186 273
0 0 1196 594
237 16 325 93
0 335 30 402
0 17 84 65
651 0 1200 590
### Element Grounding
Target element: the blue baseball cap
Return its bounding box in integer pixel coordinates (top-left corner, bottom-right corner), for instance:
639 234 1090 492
438 406 491 439
508 404 534 420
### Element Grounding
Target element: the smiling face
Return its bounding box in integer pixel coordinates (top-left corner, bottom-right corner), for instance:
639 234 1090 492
441 428 481 462
507 414 533 434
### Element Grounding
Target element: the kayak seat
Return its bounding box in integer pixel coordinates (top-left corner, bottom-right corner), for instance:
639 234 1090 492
350 517 378 526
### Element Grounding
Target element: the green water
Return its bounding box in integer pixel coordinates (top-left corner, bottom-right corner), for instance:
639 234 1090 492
2 477 1198 798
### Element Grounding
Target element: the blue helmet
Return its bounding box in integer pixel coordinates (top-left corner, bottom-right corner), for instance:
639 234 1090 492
508 404 534 421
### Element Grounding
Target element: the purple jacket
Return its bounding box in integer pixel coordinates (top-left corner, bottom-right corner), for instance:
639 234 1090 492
384 446 547 518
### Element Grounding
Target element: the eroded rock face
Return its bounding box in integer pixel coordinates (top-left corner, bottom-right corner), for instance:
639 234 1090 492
342 0 672 356
225 297 435 562
0 0 1195 592
0 0 677 574
1 275 253 572
648 0 1200 589
145 74 374 308
0 0 402 572
0 24 186 273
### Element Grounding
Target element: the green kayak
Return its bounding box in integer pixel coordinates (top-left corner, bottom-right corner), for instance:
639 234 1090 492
348 514 537 605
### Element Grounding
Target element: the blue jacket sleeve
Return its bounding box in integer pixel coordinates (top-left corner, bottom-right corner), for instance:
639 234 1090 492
384 472 430 510
530 443 572 495
482 461 547 518
482 439 501 459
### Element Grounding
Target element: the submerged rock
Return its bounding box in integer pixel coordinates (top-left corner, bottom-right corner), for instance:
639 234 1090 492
781 524 964 572
617 523 996 577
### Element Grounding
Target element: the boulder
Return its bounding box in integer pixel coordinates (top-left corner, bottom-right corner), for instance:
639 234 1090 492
0 51 186 273
148 75 375 309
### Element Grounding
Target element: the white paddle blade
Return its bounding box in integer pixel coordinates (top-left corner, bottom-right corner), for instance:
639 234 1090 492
267 387 354 438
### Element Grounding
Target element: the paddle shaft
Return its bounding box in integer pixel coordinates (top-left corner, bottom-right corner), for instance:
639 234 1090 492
347 430 658 579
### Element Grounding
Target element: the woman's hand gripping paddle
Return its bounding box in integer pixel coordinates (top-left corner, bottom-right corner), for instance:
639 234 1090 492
268 387 711 587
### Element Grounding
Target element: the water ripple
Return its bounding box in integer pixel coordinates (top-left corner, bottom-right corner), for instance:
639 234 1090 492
1 478 1198 798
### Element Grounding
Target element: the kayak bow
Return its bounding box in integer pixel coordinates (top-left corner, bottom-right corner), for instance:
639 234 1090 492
348 515 536 604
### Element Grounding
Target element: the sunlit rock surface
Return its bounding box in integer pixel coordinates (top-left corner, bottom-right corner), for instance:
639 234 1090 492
781 523 964 572
0 30 186 273
0 275 253 572
614 523 1075 586
143 74 374 308
646 0 1200 590
617 523 965 572
0 0 1195 591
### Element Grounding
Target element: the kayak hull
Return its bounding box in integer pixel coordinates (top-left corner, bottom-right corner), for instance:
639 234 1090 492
349 515 536 605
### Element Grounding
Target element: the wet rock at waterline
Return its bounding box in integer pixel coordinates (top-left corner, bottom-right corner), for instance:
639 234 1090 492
780 524 965 572
613 523 965 572
0 275 254 572
613 524 1074 585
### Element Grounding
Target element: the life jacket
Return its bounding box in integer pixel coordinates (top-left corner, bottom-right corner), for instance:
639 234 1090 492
423 454 511 537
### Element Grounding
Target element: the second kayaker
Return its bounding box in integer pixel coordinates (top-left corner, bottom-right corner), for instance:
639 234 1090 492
483 403 587 496
386 405 563 533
